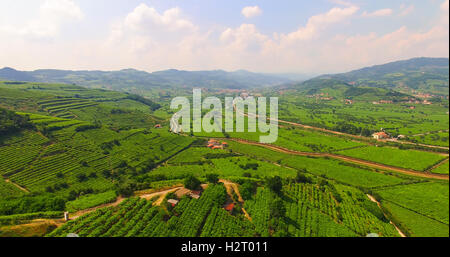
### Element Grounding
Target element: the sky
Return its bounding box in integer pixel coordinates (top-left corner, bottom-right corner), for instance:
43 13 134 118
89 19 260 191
0 0 448 74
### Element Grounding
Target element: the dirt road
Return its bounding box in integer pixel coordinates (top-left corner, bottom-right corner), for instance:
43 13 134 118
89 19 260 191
5 178 30 193
228 138 449 181
219 179 252 221
140 187 183 206
367 194 406 237
70 196 125 220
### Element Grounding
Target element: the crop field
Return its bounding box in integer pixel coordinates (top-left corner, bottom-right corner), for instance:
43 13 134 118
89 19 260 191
0 131 48 176
431 160 449 174
337 146 446 171
225 140 415 188
0 111 192 196
381 201 449 237
0 177 24 198
140 154 295 183
410 131 449 147
375 182 449 225
48 180 401 238
167 147 232 164
278 94 449 140
48 184 255 237
38 98 98 118
228 126 366 153
65 190 117 212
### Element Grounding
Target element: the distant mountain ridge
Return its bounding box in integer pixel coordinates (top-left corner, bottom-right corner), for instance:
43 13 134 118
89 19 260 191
319 57 449 81
289 57 449 96
0 67 291 90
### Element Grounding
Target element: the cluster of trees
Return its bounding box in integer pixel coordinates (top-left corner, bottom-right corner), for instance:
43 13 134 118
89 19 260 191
0 194 66 215
240 181 257 200
0 108 34 136
333 121 372 136
239 163 259 170
184 175 201 190
75 123 101 132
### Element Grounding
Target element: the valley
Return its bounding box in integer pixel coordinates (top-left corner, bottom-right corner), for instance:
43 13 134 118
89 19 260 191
0 58 448 238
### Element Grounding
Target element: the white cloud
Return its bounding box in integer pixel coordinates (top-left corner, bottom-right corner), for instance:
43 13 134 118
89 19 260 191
241 6 262 18
124 4 196 32
362 8 393 17
107 4 197 54
281 5 359 42
0 0 83 38
220 24 270 53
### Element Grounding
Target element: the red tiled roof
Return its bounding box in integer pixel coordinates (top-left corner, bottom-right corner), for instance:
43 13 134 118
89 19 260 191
225 203 235 211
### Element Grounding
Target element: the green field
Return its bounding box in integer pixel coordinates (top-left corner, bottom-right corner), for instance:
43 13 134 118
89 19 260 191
382 201 449 237
375 182 449 225
337 146 446 171
431 160 449 174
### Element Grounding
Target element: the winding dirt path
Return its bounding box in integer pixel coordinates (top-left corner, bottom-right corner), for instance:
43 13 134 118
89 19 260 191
139 187 183 206
70 196 125 220
5 178 30 193
219 179 252 221
367 194 406 237
227 138 449 181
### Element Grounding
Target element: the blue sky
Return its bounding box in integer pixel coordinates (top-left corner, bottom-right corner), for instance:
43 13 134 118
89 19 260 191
0 0 448 74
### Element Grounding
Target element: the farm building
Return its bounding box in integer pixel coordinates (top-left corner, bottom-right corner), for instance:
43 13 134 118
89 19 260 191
372 132 390 140
225 203 235 213
154 124 162 128
168 199 179 207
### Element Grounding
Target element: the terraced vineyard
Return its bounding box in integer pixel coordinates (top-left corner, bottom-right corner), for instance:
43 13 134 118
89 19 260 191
38 98 98 119
0 111 193 196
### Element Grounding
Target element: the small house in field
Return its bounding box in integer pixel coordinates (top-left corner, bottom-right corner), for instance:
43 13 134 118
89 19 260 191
225 203 235 213
154 124 162 128
207 139 228 149
372 132 390 140
168 199 179 207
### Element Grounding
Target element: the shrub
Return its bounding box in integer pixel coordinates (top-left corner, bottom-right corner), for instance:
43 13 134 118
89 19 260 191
206 173 219 184
184 175 201 190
